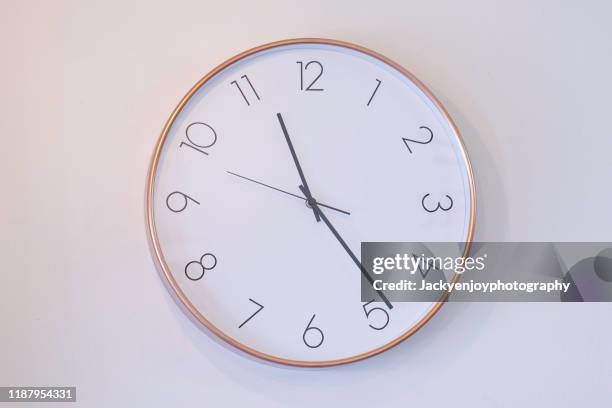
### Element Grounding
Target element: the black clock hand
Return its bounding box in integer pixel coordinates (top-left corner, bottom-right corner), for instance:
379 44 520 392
277 112 320 222
226 171 351 216
299 185 393 309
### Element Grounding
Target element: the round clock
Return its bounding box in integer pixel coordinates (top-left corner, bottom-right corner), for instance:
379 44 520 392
146 38 475 367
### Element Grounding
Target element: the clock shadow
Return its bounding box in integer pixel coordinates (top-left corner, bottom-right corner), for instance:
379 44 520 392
154 88 507 402
435 88 510 242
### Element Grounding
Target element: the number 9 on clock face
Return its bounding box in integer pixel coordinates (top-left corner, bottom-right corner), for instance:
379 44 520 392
146 39 475 367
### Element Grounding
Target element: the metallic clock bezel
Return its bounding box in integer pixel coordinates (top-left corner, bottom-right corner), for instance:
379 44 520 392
146 38 476 367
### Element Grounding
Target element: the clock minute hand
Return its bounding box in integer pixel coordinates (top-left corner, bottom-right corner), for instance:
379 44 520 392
277 112 320 222
299 185 393 309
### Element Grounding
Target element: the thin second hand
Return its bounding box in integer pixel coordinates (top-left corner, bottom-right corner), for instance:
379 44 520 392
226 171 351 216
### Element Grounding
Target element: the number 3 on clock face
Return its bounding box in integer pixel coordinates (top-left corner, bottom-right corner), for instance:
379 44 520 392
147 39 475 367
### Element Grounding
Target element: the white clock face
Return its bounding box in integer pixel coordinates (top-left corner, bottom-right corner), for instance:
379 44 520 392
148 40 474 366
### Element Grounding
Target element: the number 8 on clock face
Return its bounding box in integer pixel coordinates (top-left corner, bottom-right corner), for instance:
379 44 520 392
147 39 475 367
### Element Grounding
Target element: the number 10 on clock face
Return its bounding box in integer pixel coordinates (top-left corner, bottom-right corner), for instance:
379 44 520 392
148 40 475 366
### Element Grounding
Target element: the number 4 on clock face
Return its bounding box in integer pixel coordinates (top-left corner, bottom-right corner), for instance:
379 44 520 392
148 39 475 366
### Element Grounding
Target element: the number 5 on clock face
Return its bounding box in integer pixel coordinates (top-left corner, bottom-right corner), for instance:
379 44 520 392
147 39 475 367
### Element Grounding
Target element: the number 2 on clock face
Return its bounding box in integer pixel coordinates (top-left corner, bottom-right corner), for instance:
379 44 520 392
148 40 475 366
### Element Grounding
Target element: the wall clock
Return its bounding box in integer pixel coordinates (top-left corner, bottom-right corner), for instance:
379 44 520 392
146 38 475 367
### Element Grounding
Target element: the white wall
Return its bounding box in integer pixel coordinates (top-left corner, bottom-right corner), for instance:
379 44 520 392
1 0 611 406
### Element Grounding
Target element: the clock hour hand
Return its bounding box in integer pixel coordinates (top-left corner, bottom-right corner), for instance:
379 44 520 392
226 171 351 216
299 185 393 309
277 112 320 222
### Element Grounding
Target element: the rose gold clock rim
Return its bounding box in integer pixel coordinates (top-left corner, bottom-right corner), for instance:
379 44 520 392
145 37 476 368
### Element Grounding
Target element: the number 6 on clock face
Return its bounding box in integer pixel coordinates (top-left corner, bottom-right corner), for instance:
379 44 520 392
146 39 475 367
